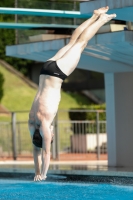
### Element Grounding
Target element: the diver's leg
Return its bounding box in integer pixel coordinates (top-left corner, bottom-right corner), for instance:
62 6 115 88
56 13 116 76
49 6 109 60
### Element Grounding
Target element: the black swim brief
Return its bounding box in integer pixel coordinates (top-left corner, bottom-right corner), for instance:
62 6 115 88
40 60 67 80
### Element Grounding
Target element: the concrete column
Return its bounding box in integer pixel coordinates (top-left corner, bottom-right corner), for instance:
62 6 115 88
105 73 117 166
105 72 133 167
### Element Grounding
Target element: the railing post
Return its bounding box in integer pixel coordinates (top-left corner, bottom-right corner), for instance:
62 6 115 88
51 0 55 24
15 0 18 44
96 111 100 160
11 112 17 160
73 1 77 25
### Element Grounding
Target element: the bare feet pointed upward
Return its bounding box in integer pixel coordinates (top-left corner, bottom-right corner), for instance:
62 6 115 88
99 13 117 24
94 6 109 16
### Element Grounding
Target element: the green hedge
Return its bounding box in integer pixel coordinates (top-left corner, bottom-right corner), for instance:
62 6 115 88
68 104 106 121
68 105 106 134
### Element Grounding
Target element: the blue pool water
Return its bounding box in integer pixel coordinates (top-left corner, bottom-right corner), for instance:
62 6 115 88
0 179 133 200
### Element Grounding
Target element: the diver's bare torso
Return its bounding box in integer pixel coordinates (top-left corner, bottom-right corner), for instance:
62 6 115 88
29 74 63 127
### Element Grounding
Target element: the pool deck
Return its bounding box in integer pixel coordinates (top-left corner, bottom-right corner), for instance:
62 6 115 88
0 160 133 178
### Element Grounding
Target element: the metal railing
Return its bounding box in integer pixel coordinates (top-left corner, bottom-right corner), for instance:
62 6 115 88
16 0 80 11
57 120 107 159
14 0 84 44
0 109 107 160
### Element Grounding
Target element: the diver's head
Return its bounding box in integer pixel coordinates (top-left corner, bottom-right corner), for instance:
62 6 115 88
32 129 53 148
32 129 42 148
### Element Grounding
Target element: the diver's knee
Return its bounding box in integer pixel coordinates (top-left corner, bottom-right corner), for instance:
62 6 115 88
75 39 87 51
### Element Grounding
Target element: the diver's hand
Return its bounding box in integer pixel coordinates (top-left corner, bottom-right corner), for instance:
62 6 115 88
34 174 42 182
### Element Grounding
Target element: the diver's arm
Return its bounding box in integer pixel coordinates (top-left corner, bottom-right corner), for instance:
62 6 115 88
40 123 51 180
50 125 54 143
33 146 42 175
28 122 42 181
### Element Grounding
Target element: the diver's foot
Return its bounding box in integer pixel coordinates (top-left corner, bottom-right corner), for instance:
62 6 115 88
94 6 109 17
99 13 116 24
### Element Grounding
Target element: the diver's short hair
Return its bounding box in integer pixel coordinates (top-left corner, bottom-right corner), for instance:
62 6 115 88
32 128 53 148
32 129 42 148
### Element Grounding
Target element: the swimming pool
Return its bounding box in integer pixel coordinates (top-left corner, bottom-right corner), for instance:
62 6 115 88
0 178 133 200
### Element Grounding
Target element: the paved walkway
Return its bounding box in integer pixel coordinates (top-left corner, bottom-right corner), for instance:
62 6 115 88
0 160 107 165
58 153 107 161
0 153 107 161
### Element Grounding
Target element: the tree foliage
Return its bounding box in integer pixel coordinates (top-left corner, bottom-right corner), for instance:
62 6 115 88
0 0 79 76
0 0 34 75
